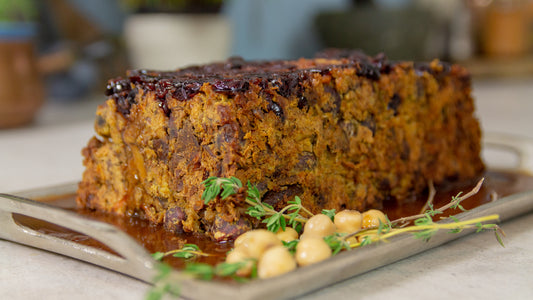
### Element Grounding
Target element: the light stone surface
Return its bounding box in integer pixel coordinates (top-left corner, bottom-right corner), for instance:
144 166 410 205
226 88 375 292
1 79 532 299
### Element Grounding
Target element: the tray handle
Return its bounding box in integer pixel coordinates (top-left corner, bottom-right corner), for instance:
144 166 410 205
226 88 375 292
483 132 533 174
0 193 157 283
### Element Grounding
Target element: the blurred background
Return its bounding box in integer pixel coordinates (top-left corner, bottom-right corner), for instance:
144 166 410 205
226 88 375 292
0 0 532 128
2 1 533 296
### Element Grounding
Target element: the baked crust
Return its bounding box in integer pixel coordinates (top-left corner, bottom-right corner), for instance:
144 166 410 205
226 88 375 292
77 50 484 240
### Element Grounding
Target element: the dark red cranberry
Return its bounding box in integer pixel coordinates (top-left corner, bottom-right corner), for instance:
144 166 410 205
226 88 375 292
388 94 402 116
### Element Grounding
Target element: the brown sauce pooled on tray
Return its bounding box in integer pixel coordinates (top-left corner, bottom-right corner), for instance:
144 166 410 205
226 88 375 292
14 170 533 269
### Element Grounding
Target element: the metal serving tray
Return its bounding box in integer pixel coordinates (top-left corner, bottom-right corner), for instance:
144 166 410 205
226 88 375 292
1 132 533 300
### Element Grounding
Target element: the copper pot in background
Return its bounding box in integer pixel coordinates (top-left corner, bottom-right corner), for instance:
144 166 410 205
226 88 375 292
472 0 532 58
0 34 44 128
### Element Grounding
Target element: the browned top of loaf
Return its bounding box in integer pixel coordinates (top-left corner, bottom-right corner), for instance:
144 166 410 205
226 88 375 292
105 49 460 117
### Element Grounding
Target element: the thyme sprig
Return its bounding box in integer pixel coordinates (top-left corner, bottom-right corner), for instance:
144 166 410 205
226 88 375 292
201 177 309 232
148 176 505 300
342 178 505 248
201 176 243 204
261 196 313 232
152 243 210 261
347 214 504 248
419 180 436 214
184 260 257 281
147 260 256 300
146 264 181 300
391 178 485 226
323 234 352 255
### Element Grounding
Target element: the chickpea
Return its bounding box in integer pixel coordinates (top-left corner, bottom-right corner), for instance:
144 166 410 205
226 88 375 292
234 230 253 248
225 248 253 277
295 237 332 266
257 246 297 279
298 233 311 240
234 229 282 259
303 214 336 238
276 227 299 242
334 210 362 233
344 235 358 245
361 209 387 229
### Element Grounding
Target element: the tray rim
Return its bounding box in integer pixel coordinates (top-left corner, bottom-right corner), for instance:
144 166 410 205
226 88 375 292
2 132 533 300
3 183 533 300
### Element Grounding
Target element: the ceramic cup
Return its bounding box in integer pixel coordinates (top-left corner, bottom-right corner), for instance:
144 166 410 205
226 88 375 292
0 23 44 128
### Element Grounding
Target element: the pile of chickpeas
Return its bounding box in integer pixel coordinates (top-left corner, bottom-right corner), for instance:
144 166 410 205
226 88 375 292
226 209 387 279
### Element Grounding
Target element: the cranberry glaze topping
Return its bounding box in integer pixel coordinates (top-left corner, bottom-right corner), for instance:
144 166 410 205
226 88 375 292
105 50 453 117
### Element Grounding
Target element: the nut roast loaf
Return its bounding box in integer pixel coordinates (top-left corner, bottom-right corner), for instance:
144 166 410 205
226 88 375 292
77 50 484 240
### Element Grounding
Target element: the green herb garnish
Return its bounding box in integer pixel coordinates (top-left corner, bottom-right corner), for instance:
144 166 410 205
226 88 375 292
152 243 210 261
148 176 504 300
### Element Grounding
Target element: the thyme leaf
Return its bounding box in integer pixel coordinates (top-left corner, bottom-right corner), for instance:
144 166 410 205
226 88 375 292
282 240 299 254
184 263 215 281
183 260 256 281
151 252 165 261
201 176 242 205
146 264 181 300
359 235 373 246
321 209 336 221
323 234 351 255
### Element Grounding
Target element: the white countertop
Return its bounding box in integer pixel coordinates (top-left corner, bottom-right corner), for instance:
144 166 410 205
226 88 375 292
1 79 533 299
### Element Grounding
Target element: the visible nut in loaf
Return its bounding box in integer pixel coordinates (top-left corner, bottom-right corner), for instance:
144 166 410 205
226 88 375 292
76 50 484 241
